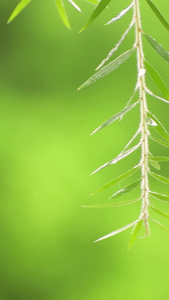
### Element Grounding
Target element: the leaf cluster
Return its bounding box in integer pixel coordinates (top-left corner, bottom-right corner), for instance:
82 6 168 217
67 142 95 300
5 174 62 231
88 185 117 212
77 0 169 249
8 0 169 249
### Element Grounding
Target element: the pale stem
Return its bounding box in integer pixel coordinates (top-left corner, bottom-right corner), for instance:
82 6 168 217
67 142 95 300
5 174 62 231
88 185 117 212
134 0 150 235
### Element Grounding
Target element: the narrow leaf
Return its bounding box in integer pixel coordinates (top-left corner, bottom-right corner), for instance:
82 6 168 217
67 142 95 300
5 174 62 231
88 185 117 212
8 0 32 23
83 198 140 208
97 18 135 70
145 0 169 32
106 2 133 25
150 136 169 148
109 179 141 200
94 220 139 242
110 144 140 165
148 160 160 170
91 100 139 135
149 171 169 185
149 156 169 162
128 219 143 250
80 0 112 32
68 0 81 12
147 112 169 142
85 0 99 5
92 165 140 195
146 88 169 105
54 0 71 29
120 126 140 151
150 206 169 220
92 143 140 174
148 149 161 170
144 61 169 100
144 34 169 63
151 219 169 235
78 48 135 90
150 191 169 202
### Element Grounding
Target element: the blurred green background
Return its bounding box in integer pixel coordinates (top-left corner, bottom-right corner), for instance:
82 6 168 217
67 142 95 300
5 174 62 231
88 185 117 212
0 0 169 299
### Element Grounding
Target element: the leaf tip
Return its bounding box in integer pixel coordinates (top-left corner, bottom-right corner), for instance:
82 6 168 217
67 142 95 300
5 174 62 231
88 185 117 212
65 23 71 30
90 170 96 175
7 16 13 24
79 26 86 33
90 127 99 135
79 19 92 32
93 238 99 243
77 85 83 91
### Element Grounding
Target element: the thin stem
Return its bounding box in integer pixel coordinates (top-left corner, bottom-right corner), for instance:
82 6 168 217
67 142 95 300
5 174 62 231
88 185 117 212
134 0 150 235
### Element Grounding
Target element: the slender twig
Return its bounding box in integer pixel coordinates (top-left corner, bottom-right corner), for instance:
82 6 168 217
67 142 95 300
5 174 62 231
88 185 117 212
134 0 150 235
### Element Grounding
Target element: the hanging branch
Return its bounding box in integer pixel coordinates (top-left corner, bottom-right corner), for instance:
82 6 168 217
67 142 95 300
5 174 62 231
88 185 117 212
8 0 169 248
78 0 169 248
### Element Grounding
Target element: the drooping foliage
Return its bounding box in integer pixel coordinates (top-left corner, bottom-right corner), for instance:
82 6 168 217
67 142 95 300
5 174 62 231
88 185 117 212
8 0 169 249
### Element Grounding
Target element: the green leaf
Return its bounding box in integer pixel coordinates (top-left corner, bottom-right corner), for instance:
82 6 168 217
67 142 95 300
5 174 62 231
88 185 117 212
149 171 169 185
106 3 133 25
80 0 112 32
91 101 139 135
147 112 169 142
148 153 161 170
97 18 135 70
85 0 99 5
145 0 169 32
150 136 169 149
150 206 169 220
149 156 169 162
144 34 169 63
94 220 139 242
151 219 169 235
68 0 81 12
54 0 71 30
92 165 140 195
109 179 141 200
144 61 169 100
8 0 32 23
146 88 169 105
92 143 140 174
83 198 140 208
148 160 160 170
78 48 135 90
150 191 169 202
128 219 143 250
